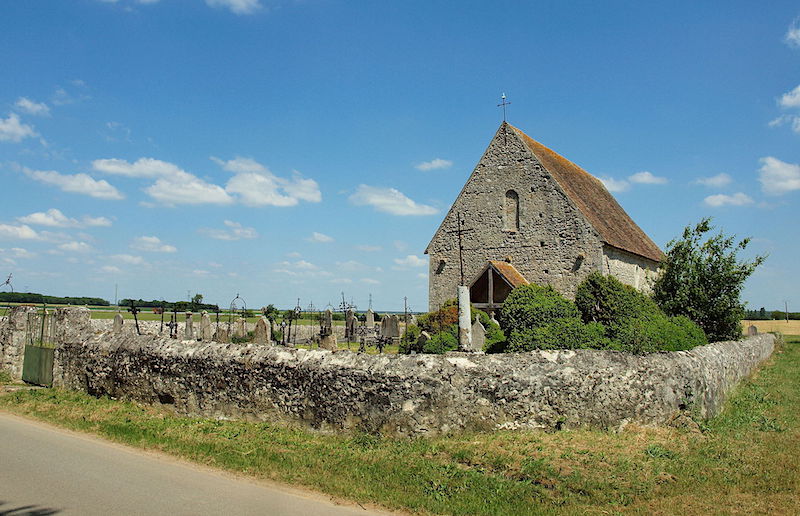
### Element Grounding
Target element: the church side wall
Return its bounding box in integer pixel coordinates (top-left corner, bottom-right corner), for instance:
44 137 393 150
602 245 659 293
428 126 605 310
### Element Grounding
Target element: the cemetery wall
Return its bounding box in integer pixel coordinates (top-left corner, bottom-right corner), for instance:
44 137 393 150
45 307 777 435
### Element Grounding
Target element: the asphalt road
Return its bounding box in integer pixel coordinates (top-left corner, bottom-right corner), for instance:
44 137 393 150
0 412 386 516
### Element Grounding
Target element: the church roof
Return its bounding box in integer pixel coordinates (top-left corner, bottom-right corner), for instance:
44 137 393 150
486 260 529 289
508 123 664 263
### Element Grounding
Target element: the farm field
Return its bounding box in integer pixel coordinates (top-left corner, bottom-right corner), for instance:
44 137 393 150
742 319 800 335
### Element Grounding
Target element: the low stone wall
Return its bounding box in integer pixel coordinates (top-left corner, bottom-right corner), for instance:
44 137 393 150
52 317 776 435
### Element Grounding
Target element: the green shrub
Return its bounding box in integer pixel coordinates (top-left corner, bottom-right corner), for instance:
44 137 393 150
613 313 708 353
506 318 610 352
422 330 459 354
499 284 579 334
400 324 422 354
473 308 506 352
575 272 661 330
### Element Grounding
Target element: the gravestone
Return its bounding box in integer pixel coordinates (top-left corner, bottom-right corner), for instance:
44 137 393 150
254 316 271 344
112 313 124 334
457 286 472 351
747 325 758 336
214 326 230 343
321 309 333 337
417 330 431 351
184 312 194 339
379 315 388 338
345 309 356 340
200 311 212 341
471 319 486 352
320 334 337 351
366 309 375 327
234 317 247 338
385 315 400 339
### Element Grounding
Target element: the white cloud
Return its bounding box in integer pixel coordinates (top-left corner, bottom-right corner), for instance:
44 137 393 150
293 260 318 270
131 235 177 253
9 248 35 258
786 18 800 48
770 114 800 134
693 173 732 188
779 85 800 109
628 171 667 185
93 157 231 205
17 208 112 229
14 97 50 117
23 167 123 200
349 185 438 216
417 273 427 279
759 156 800 195
703 193 754 207
58 241 93 253
415 158 453 171
286 251 301 258
393 240 408 252
0 113 37 143
356 244 382 252
206 0 261 15
199 220 258 241
100 265 121 274
213 157 321 207
308 231 333 243
330 278 352 284
0 224 39 240
394 255 426 267
109 254 144 265
598 176 630 193
192 269 210 276
360 278 380 285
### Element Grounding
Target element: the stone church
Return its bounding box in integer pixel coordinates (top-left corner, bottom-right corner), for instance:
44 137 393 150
425 122 663 312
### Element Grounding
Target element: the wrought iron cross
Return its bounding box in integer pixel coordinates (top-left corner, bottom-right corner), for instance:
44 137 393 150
445 212 475 285
497 93 511 122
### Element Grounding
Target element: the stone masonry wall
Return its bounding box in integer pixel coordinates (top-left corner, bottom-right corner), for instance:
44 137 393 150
602 245 659 293
53 325 775 435
427 124 607 310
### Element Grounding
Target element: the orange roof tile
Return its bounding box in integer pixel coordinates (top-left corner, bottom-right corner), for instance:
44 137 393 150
487 260 529 288
509 124 664 263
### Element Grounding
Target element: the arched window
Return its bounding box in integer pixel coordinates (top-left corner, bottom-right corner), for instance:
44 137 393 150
503 190 519 231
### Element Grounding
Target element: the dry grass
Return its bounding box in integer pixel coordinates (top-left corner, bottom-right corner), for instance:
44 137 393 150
742 319 800 335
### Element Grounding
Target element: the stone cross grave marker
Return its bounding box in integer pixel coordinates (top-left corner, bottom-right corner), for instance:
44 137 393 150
321 309 333 337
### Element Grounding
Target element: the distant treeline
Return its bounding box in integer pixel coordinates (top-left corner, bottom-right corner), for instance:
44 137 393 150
119 299 220 312
0 292 110 306
744 308 800 320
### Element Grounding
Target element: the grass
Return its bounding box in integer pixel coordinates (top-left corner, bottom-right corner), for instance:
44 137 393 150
1 336 798 515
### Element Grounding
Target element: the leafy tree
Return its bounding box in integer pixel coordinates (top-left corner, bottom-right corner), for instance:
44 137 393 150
653 218 765 342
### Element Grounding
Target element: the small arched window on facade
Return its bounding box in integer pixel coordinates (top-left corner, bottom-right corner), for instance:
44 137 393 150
503 189 520 232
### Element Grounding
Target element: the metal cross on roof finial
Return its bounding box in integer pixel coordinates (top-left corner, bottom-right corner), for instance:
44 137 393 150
497 93 511 122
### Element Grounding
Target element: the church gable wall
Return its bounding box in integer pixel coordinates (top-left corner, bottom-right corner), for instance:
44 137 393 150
428 126 605 310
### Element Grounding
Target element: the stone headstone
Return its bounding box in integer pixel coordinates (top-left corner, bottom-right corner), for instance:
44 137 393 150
417 331 431 351
321 309 333 337
390 315 401 338
320 334 338 351
380 315 388 338
112 313 124 333
747 325 758 336
234 317 247 338
345 309 356 340
200 311 212 341
366 309 375 327
184 312 194 339
214 326 230 343
254 316 271 344
471 319 486 352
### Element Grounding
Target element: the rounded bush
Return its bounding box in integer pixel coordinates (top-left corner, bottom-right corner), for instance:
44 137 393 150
499 284 579 335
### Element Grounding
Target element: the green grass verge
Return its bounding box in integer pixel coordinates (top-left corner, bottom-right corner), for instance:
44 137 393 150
1 336 798 515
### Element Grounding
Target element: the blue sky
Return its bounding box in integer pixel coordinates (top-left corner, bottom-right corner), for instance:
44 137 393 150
1 0 799 312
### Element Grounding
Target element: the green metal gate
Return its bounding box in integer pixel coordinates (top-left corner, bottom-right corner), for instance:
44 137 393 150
22 308 56 387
